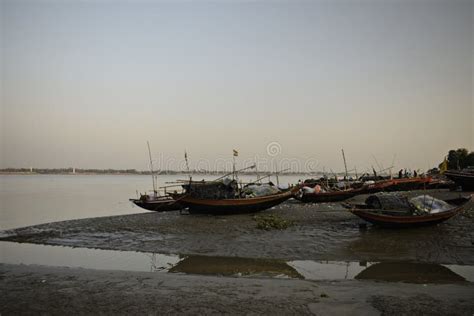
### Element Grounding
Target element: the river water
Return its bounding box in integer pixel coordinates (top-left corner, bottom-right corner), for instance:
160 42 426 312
0 174 303 230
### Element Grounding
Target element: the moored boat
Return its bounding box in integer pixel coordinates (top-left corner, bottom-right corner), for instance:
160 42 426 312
296 186 365 203
130 195 183 212
444 169 474 191
169 178 299 215
344 193 471 228
170 187 298 215
130 141 184 212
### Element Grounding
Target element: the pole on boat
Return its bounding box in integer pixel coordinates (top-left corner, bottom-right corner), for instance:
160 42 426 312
255 160 260 183
232 149 239 183
147 141 157 195
184 150 192 185
213 164 256 182
275 166 280 186
342 149 348 180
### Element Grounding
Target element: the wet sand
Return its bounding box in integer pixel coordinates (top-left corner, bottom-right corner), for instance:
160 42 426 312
1 189 473 314
1 263 473 315
2 190 473 264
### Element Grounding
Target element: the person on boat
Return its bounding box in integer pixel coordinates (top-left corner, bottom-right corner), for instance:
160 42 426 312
398 169 403 179
413 170 418 177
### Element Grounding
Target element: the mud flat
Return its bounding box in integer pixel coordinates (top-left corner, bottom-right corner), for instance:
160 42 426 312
1 263 474 315
1 190 473 265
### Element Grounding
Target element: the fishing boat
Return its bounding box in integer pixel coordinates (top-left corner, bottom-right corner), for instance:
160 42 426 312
296 186 365 203
444 169 474 191
129 142 183 212
385 176 433 191
168 174 299 215
344 194 471 228
169 185 298 215
130 194 183 212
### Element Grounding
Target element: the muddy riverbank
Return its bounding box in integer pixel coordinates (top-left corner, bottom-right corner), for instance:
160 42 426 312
1 190 473 265
1 263 474 315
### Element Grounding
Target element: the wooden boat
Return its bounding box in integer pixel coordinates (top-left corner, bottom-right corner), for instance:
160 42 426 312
297 186 365 203
444 170 474 191
130 142 184 212
385 177 433 192
129 196 183 212
169 187 298 215
344 195 471 228
297 177 433 204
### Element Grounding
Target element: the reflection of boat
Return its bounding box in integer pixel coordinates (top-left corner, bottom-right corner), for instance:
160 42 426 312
445 169 474 191
355 262 466 284
168 255 303 279
345 195 471 228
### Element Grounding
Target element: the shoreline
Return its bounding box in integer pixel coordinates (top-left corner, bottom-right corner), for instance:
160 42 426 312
2 189 473 265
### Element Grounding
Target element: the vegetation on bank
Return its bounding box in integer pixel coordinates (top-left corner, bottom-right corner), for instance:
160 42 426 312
253 214 295 230
439 148 474 170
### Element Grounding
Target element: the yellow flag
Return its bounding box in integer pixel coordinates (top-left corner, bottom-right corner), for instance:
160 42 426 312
440 157 448 174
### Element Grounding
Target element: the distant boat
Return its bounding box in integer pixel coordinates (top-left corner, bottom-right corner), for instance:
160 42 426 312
344 194 471 228
444 169 474 191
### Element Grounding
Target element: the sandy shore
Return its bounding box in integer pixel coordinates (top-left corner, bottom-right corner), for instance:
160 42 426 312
1 263 473 315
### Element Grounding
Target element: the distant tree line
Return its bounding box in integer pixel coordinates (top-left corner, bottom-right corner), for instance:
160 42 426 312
439 148 474 170
0 168 305 175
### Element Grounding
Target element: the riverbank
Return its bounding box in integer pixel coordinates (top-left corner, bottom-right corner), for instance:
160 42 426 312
1 263 473 315
2 190 473 264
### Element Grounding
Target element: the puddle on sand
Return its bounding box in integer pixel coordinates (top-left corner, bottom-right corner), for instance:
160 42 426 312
1 241 473 284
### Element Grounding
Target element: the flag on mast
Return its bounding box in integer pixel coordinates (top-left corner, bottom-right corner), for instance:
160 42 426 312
233 149 238 157
439 156 448 174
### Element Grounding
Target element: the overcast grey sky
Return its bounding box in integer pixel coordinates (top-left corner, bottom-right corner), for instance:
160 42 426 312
1 0 472 172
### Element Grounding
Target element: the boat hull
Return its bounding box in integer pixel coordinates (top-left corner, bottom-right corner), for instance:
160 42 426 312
299 189 362 203
170 190 295 215
130 198 183 212
348 196 471 228
444 171 474 191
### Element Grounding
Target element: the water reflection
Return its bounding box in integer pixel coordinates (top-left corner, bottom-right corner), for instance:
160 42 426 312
1 241 472 283
169 255 303 279
354 262 467 284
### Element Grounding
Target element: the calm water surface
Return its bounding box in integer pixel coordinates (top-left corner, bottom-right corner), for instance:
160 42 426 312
0 174 304 230
1 242 473 283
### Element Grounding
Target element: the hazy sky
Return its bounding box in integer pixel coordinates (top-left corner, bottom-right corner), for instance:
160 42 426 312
1 0 473 173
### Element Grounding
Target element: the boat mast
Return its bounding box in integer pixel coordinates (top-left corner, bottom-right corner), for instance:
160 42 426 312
342 149 348 180
147 141 157 194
